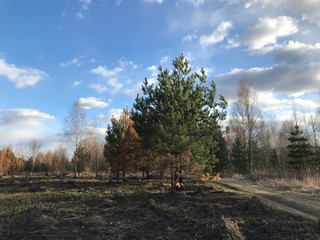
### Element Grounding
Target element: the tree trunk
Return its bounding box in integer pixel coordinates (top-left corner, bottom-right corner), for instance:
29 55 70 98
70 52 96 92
116 170 119 182
95 158 99 177
122 164 126 181
171 160 174 197
74 164 77 178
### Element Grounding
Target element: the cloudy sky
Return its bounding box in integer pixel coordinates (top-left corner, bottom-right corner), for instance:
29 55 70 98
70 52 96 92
0 0 319 151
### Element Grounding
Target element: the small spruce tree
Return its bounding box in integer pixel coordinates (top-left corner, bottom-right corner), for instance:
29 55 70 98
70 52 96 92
287 125 312 170
231 136 247 173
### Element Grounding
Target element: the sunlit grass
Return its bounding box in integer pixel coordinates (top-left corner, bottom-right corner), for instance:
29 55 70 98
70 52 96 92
246 169 320 193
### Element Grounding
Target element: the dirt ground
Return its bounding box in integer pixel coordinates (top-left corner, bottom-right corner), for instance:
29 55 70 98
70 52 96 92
0 176 319 240
215 178 320 221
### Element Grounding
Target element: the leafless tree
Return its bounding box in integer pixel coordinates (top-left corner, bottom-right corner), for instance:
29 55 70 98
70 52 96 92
54 146 69 176
229 79 264 173
277 120 294 169
80 136 104 176
28 139 42 175
300 108 320 149
63 100 86 176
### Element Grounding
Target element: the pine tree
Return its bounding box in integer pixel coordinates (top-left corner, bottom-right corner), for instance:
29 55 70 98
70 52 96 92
231 136 247 173
269 148 279 169
287 125 312 170
213 131 231 174
132 55 227 193
104 108 140 181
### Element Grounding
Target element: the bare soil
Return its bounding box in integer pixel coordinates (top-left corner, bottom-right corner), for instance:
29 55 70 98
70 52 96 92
215 178 320 221
0 176 319 240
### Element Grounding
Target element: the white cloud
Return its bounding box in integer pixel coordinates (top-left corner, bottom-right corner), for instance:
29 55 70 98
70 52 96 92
142 0 164 3
147 65 158 77
0 109 58 149
91 66 123 78
272 41 320 62
91 59 138 95
76 0 92 19
168 1 225 33
108 78 123 92
89 83 107 94
160 56 169 65
60 56 84 67
288 91 307 98
227 37 240 48
182 33 198 42
258 91 318 111
0 108 54 126
202 67 214 76
293 0 320 25
216 60 320 99
225 0 320 26
243 0 258 8
118 59 138 70
243 16 298 50
259 0 320 26
99 109 125 127
178 0 207 6
94 113 109 122
78 97 109 109
0 58 47 88
199 21 233 46
0 129 42 149
256 91 320 123
73 80 83 87
123 81 144 98
108 108 125 120
183 51 194 62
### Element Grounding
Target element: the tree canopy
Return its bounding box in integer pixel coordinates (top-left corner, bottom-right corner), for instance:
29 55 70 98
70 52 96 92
287 125 312 170
131 54 227 173
104 108 140 181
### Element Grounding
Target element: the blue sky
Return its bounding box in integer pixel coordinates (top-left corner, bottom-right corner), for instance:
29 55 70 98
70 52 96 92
0 0 319 151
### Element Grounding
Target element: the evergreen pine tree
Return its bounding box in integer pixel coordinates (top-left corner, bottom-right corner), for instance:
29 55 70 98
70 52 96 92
269 148 279 169
214 131 231 173
231 136 247 173
132 55 227 193
287 125 312 170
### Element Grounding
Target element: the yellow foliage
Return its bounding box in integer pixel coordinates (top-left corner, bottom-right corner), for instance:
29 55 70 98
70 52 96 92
161 182 172 190
144 182 153 189
200 172 211 182
175 181 184 189
200 172 221 182
212 173 221 182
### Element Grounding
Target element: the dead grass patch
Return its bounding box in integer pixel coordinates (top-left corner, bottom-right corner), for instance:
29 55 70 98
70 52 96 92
241 169 320 193
0 176 319 239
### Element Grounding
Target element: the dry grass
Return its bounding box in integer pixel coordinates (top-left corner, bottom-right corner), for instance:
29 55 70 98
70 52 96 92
246 169 320 193
1 176 319 239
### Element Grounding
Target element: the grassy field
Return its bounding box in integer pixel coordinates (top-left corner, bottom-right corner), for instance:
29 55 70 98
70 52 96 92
245 169 320 193
0 176 319 239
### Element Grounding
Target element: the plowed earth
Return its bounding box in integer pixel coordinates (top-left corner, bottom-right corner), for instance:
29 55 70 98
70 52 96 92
0 177 319 240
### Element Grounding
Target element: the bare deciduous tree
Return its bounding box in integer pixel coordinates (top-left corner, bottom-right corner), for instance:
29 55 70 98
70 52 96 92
54 146 69 176
63 100 86 177
277 120 294 169
28 139 42 175
229 79 264 173
80 136 104 176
